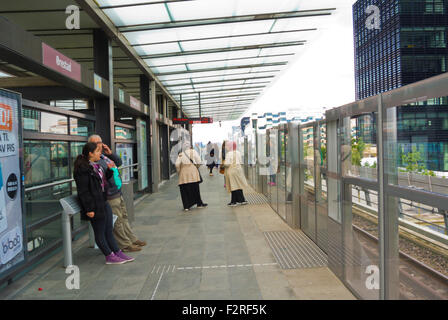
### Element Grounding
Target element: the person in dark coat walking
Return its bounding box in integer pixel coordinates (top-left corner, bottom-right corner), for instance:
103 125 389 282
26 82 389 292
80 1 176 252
73 142 134 264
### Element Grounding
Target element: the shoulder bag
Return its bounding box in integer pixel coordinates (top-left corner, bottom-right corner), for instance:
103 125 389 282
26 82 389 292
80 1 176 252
184 151 203 184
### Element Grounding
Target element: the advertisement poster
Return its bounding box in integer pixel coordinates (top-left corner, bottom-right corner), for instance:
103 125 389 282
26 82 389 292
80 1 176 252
137 120 148 190
0 89 25 278
116 143 133 183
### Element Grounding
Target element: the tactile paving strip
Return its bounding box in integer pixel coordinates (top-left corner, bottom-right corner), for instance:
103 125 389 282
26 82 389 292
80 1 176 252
244 193 269 204
263 230 328 269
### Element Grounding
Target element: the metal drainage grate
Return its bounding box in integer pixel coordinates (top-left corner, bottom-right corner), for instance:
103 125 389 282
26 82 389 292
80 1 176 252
263 230 328 269
244 193 268 204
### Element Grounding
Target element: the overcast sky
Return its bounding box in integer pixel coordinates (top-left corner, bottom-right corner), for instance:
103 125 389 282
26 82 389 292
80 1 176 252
193 0 358 144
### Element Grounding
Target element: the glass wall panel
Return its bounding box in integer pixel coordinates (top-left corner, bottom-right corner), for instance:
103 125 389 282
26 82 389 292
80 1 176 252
277 128 286 220
344 184 380 300
24 141 69 186
342 114 378 180
300 126 316 240
268 129 278 213
115 126 136 140
23 108 68 134
386 99 448 195
70 118 95 137
316 123 328 253
70 142 85 171
386 195 448 299
27 216 62 257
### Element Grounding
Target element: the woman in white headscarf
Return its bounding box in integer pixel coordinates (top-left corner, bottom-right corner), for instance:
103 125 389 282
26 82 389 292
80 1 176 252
224 141 248 206
175 141 208 211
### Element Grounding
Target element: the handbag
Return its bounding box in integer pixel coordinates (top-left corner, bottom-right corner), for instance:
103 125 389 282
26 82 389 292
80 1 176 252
219 166 225 175
185 151 203 184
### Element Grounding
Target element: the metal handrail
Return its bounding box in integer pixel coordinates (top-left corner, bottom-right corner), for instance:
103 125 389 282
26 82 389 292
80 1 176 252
24 163 140 192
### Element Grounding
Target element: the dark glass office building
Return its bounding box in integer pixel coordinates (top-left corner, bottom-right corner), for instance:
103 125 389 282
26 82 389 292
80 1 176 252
353 0 448 171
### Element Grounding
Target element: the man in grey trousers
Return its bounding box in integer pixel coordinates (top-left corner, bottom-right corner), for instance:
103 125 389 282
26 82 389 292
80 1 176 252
88 135 146 252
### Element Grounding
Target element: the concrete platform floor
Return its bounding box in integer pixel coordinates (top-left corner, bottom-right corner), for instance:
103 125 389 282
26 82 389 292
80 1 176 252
1 168 355 300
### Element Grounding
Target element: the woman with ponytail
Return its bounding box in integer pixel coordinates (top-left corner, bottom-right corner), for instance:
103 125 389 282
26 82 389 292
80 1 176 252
73 142 134 264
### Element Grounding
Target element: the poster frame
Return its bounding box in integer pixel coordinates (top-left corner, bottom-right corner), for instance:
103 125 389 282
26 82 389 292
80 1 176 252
0 88 26 281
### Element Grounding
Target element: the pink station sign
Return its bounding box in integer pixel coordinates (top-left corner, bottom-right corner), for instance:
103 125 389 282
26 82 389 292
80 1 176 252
130 96 141 110
42 43 81 82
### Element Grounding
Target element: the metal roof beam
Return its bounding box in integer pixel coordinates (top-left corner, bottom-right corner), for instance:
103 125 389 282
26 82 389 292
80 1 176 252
74 0 180 108
164 76 273 87
132 29 315 47
181 92 260 102
154 62 287 77
182 98 256 107
119 8 335 32
169 85 267 95
100 0 196 9
150 53 294 68
160 70 279 82
141 41 305 59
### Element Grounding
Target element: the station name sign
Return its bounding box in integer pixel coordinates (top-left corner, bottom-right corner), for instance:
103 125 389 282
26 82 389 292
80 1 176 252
173 117 213 124
42 43 81 82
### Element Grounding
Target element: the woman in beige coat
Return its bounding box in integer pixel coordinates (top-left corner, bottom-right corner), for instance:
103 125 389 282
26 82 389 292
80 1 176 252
175 142 208 211
224 141 248 206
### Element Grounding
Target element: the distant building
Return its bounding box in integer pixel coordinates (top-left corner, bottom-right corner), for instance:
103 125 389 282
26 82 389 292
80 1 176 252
353 0 448 171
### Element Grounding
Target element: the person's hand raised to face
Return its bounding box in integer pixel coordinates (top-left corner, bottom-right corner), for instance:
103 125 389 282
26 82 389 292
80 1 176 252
102 143 112 155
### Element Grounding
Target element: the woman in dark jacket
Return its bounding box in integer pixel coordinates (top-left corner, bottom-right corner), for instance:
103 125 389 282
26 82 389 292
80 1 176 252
73 142 133 264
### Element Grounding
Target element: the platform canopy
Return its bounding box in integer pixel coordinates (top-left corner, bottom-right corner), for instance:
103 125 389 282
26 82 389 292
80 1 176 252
93 0 336 121
0 0 335 121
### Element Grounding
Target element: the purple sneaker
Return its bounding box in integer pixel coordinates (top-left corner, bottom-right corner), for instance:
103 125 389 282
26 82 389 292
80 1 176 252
105 252 127 265
115 250 135 262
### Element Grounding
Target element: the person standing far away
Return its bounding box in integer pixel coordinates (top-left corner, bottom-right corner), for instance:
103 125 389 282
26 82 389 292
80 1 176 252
223 141 249 206
176 141 208 212
73 142 134 264
88 135 147 252
206 141 217 176
220 140 227 188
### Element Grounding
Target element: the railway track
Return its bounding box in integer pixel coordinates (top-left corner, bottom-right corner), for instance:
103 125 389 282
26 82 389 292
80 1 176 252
353 221 448 300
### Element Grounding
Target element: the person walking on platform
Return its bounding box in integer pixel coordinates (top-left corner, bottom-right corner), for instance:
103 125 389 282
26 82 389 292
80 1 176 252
220 140 227 188
206 141 217 176
73 142 134 264
88 135 147 252
176 141 208 211
223 141 249 206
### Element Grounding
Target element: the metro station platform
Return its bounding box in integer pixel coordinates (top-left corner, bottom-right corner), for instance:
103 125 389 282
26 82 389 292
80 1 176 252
0 168 355 300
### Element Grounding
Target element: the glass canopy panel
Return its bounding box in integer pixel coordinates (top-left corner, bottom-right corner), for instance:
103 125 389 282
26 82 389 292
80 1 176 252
150 65 187 74
103 4 170 27
193 80 245 88
124 21 269 46
233 0 300 15
135 42 181 55
161 71 276 86
97 0 166 6
259 47 299 56
166 0 236 21
0 71 12 78
158 68 254 80
271 16 329 33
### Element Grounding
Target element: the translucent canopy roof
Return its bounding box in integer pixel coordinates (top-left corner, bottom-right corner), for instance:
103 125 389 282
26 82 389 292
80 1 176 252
97 0 335 120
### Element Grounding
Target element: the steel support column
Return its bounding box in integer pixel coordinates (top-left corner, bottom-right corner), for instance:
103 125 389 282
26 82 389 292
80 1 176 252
93 29 114 147
150 81 160 192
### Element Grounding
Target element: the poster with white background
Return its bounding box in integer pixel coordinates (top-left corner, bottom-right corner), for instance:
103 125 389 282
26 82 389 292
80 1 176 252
0 89 24 276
